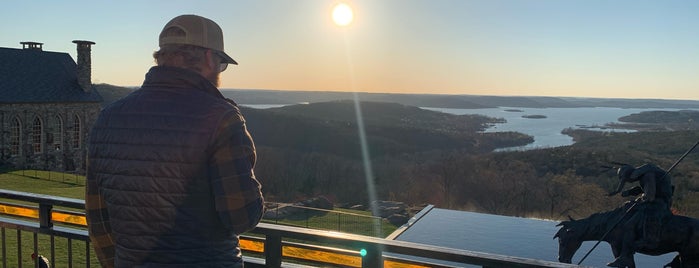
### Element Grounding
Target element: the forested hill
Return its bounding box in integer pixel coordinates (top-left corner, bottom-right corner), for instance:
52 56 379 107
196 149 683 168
240 101 533 159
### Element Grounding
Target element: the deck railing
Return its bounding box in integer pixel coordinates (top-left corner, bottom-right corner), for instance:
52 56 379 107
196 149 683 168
0 189 583 268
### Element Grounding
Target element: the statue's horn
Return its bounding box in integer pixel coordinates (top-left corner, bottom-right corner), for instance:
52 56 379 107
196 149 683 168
568 215 575 221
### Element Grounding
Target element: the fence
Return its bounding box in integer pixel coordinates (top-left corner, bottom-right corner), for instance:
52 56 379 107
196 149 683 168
262 204 387 237
0 189 586 268
3 169 85 186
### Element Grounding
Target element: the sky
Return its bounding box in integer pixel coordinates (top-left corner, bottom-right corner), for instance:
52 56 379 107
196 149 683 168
2 0 699 100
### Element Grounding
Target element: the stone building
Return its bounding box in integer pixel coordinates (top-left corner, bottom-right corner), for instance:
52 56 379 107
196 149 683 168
0 41 102 171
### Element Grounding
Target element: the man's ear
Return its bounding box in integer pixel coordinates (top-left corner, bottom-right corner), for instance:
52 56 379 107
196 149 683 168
204 49 217 72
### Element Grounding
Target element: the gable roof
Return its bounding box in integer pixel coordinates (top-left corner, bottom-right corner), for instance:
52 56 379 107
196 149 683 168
0 47 102 104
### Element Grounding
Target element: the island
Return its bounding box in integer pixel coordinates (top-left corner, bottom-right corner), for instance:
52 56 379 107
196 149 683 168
522 114 547 119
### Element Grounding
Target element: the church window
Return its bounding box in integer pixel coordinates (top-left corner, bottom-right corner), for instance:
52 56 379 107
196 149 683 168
32 116 43 154
53 115 63 151
10 117 21 156
72 114 81 149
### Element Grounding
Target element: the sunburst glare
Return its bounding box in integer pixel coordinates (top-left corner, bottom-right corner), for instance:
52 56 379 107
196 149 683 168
332 3 353 26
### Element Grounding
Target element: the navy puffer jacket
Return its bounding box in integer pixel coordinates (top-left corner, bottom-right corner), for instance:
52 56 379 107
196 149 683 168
88 66 251 267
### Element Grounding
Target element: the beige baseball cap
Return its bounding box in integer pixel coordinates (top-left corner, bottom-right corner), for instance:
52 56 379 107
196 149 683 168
159 14 238 65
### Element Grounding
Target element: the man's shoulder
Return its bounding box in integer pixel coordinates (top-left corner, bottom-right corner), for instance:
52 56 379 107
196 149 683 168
631 164 666 179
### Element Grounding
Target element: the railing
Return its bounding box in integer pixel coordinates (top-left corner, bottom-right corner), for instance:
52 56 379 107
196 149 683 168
263 204 386 237
0 189 584 268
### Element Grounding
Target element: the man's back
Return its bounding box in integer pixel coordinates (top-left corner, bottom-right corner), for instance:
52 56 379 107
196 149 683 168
87 67 262 267
86 15 263 268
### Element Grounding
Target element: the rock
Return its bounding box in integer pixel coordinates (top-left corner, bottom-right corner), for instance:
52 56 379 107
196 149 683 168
387 214 409 226
371 200 407 218
294 196 333 210
349 204 366 210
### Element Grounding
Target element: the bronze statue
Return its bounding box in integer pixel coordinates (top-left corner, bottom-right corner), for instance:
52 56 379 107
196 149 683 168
554 201 699 267
606 164 674 267
555 163 699 268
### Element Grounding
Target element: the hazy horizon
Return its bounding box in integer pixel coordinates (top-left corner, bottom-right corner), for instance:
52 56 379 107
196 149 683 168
4 1 699 100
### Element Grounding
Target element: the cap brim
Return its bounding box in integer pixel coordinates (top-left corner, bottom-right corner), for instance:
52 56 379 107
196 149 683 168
218 51 238 65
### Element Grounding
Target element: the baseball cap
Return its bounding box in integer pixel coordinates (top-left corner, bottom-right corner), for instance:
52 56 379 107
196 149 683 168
159 14 238 65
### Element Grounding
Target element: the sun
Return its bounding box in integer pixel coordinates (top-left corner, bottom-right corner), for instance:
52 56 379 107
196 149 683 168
332 3 353 26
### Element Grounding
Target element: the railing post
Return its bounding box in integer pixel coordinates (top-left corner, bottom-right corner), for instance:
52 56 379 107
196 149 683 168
39 203 53 228
264 234 282 268
361 244 383 268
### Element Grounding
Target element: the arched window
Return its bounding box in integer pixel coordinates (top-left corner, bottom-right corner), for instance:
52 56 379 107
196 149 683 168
32 116 43 154
72 114 81 149
53 115 63 151
10 117 21 156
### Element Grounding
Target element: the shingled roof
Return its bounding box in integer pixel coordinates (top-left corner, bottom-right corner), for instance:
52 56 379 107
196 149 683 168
0 47 102 103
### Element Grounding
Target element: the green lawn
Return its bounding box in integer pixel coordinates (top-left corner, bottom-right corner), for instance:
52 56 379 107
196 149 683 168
1 169 85 199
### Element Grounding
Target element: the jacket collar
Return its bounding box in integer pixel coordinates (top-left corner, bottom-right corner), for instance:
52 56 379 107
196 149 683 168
141 66 237 105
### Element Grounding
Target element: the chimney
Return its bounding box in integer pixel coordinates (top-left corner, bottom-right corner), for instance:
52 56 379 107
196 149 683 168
72 40 95 93
20 41 43 51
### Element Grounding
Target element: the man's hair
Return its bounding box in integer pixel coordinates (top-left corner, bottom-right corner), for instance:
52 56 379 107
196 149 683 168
153 44 208 73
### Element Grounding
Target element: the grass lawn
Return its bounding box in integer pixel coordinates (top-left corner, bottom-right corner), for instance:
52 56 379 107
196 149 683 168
1 169 85 199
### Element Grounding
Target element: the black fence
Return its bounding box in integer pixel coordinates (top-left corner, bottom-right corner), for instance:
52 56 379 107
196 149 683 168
0 189 585 268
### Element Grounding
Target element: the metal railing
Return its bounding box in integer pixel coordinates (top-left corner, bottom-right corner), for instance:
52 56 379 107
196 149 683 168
0 189 584 268
263 204 386 237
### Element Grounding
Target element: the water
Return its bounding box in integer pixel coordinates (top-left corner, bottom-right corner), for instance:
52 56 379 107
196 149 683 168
424 107 693 150
394 208 674 267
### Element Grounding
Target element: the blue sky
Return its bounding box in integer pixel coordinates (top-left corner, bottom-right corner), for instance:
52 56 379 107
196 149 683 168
2 0 698 99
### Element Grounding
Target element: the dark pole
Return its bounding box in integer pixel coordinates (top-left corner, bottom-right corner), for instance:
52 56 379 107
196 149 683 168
577 140 699 265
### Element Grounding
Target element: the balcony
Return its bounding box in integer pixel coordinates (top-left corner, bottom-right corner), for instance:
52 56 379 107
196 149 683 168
0 189 582 267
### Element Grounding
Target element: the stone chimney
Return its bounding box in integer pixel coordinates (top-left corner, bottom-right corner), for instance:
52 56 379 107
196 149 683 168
20 41 43 51
72 40 95 93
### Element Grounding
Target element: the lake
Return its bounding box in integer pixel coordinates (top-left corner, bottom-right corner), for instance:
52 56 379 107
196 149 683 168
424 107 699 151
393 208 674 268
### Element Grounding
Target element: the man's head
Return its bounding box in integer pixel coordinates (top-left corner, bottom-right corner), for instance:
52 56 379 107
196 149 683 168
610 164 636 196
153 15 237 86
617 164 635 181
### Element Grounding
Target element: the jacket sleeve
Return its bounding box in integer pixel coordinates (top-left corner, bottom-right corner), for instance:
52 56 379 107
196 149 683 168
208 110 265 234
85 166 115 268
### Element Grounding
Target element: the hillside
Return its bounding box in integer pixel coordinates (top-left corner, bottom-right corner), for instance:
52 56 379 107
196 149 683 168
93 83 135 107
241 101 533 159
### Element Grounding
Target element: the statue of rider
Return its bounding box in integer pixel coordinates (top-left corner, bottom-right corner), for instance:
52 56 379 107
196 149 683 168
606 163 674 268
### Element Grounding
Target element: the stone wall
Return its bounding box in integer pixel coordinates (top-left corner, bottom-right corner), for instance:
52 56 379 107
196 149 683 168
0 102 101 171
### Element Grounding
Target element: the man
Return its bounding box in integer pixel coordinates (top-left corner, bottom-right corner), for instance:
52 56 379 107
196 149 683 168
86 15 264 267
606 163 673 268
